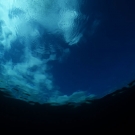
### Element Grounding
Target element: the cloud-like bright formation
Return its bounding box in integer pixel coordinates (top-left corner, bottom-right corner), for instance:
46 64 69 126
0 0 91 105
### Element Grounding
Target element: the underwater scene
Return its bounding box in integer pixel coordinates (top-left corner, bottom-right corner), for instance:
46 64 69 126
0 0 135 106
1 0 135 131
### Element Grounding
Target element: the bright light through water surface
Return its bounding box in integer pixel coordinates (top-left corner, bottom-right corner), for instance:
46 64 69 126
1 0 135 106
0 0 90 105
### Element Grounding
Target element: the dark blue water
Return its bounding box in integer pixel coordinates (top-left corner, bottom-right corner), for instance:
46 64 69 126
51 0 135 97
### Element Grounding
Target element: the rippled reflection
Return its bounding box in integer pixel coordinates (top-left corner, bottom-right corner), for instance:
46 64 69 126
0 0 89 105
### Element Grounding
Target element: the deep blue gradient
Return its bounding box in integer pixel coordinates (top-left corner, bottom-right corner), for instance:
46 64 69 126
51 0 135 97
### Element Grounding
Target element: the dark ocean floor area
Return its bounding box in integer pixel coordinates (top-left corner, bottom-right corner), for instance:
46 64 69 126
0 80 135 133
